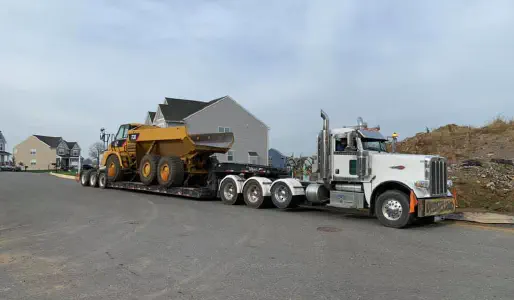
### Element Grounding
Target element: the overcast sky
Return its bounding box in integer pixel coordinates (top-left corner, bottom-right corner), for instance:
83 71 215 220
1 0 513 156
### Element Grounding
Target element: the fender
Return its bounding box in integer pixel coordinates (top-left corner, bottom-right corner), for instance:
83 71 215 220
101 151 124 168
219 175 245 194
243 176 273 197
270 178 305 196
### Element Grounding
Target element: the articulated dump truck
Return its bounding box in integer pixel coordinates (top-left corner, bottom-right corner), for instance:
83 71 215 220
79 112 457 228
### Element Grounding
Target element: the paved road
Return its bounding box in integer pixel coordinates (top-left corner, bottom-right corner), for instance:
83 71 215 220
1 173 513 300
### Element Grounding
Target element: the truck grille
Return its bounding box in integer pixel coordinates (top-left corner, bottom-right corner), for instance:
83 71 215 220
429 158 447 196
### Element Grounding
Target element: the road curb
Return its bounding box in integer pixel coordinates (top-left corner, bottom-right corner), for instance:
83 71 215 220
49 172 76 180
445 212 514 224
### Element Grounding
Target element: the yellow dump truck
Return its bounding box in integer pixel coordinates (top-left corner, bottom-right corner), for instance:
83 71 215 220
79 123 287 199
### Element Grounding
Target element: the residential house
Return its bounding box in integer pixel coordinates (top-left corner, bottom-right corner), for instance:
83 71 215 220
13 135 81 170
0 131 10 165
146 96 269 165
268 148 287 169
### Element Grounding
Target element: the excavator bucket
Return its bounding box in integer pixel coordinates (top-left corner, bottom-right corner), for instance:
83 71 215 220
189 132 234 151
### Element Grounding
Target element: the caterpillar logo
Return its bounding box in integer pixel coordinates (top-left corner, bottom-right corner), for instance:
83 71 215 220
129 133 139 141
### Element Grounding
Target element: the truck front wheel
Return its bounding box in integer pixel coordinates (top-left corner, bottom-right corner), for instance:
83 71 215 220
106 155 123 182
243 179 269 209
375 190 415 228
220 178 242 205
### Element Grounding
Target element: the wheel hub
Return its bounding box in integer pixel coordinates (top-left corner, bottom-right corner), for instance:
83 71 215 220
108 163 116 177
274 186 288 203
247 186 260 203
160 164 170 181
223 183 235 200
382 199 403 221
142 162 151 177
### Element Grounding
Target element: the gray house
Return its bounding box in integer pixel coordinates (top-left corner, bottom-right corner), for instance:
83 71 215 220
145 96 269 165
0 131 10 165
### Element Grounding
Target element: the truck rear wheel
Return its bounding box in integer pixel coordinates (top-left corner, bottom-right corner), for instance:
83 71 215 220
139 154 159 185
106 155 123 182
375 190 415 228
271 182 297 209
157 156 184 187
98 172 107 189
80 170 91 187
243 179 269 209
89 171 98 187
220 178 243 205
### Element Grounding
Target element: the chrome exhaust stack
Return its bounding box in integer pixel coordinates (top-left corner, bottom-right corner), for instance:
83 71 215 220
320 110 331 187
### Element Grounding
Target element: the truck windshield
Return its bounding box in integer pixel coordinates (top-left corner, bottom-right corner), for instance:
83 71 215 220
362 139 387 152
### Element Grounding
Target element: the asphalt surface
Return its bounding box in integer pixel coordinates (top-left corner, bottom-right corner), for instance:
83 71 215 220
1 173 513 300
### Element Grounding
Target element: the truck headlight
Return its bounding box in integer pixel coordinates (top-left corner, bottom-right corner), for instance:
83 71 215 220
414 180 430 189
447 180 453 188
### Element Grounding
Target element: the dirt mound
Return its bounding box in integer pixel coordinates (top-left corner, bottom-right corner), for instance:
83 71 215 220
395 118 514 213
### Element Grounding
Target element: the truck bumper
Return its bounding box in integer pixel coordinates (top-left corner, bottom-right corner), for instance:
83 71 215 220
417 196 456 217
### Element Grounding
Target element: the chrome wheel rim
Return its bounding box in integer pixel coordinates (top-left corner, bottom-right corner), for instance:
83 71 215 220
382 199 403 221
247 185 260 203
81 174 87 184
274 185 289 203
223 182 235 201
90 174 96 185
99 175 105 187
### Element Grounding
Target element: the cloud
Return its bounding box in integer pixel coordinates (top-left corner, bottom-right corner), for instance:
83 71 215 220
1 0 513 156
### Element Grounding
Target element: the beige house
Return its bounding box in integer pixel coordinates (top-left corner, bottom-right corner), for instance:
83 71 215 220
14 135 81 170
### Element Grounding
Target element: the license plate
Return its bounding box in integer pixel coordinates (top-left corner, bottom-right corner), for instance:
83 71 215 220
421 197 456 217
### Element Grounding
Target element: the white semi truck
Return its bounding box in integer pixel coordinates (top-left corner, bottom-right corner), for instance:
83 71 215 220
80 110 456 228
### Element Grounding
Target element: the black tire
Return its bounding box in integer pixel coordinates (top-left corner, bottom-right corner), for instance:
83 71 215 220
106 155 123 182
157 156 185 187
243 179 269 209
271 182 297 209
375 190 415 228
139 154 160 186
80 170 91 187
98 172 107 189
89 171 98 187
220 178 243 205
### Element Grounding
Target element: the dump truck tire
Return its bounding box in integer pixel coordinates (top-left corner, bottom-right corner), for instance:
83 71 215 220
157 156 184 187
80 170 91 187
106 155 123 182
140 154 159 185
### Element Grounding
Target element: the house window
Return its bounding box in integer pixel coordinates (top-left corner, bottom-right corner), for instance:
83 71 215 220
30 159 37 166
227 150 234 162
58 148 65 155
248 152 259 165
0 144 3 151
30 149 37 155
72 150 79 156
218 126 231 133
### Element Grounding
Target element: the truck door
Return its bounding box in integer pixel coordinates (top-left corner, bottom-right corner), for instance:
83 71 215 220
332 136 359 180
111 124 129 151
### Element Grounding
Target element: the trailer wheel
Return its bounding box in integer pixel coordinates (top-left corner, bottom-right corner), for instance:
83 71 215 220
98 172 107 189
157 156 184 187
243 179 269 209
80 170 91 187
271 182 297 209
220 178 243 205
106 155 123 182
375 190 415 228
89 171 98 187
139 154 160 185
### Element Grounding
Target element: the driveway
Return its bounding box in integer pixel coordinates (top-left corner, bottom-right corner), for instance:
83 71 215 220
1 173 513 300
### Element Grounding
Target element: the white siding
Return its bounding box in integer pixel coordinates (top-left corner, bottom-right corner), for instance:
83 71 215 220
185 97 268 165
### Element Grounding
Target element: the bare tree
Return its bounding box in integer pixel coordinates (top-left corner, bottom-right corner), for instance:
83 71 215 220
89 142 105 166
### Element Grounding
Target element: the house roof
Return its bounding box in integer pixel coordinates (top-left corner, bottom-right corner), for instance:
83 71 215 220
34 135 62 148
0 131 6 143
158 97 224 121
66 142 78 149
148 111 156 122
